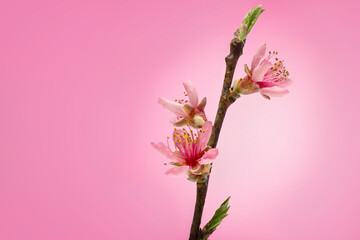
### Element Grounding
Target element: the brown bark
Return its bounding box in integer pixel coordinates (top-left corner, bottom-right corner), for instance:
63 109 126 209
189 38 245 240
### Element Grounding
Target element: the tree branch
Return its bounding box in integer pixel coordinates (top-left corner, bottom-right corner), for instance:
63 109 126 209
189 38 245 240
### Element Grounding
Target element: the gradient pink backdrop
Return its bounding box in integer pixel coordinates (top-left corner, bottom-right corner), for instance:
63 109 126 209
1 0 360 239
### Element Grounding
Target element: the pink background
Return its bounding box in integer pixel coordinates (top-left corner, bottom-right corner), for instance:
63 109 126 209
1 0 359 239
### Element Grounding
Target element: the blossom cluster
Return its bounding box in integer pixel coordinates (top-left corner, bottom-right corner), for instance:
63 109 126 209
152 43 291 181
152 80 218 180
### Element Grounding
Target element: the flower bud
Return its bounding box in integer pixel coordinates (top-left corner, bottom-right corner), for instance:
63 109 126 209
193 114 206 128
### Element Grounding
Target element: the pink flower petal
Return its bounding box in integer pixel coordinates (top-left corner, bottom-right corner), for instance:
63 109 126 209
199 148 218 165
260 86 289 97
198 121 212 149
151 142 178 160
252 60 273 82
170 116 186 125
183 80 199 107
158 97 186 117
203 148 218 159
277 79 293 88
251 42 266 71
199 148 219 165
198 158 215 165
165 166 188 177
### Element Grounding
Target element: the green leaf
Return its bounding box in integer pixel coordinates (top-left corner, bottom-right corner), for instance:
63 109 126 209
242 5 265 35
201 196 231 239
235 5 265 41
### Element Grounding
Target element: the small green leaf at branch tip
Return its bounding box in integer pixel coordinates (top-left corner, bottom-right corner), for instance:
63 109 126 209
235 5 265 41
201 196 231 239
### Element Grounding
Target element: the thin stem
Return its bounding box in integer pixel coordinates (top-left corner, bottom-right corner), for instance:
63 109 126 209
189 38 245 240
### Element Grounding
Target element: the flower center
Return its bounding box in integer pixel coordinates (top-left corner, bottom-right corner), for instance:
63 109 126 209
266 50 290 82
167 123 206 167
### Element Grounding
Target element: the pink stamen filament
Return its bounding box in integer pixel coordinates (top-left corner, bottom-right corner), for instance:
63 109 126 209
165 126 204 167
